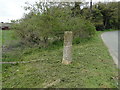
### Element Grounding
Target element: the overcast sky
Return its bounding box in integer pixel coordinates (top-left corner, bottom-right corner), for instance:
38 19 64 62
0 0 119 23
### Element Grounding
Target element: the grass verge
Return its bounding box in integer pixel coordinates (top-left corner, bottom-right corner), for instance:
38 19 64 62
2 31 118 88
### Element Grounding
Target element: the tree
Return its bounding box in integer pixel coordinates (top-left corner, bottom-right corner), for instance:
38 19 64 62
71 2 82 17
97 2 118 29
12 2 96 47
81 2 119 30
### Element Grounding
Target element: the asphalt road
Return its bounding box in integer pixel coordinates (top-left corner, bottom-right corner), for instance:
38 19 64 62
101 31 119 68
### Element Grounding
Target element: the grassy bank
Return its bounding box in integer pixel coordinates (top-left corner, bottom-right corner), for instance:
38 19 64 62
2 31 118 88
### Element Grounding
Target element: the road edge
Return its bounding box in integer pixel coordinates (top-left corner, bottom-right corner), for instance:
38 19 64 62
101 33 118 68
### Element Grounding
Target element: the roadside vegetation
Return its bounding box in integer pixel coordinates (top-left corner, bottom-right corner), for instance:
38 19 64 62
11 2 96 47
81 2 119 30
0 30 2 89
2 31 118 88
0 30 2 47
2 30 19 45
2 1 119 88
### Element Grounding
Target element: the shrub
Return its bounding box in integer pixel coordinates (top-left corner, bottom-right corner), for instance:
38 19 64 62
12 2 96 47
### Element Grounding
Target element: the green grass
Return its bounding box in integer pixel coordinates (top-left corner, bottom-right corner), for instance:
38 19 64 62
2 30 14 45
0 30 2 89
2 31 118 88
2 30 21 62
2 30 19 46
0 30 2 47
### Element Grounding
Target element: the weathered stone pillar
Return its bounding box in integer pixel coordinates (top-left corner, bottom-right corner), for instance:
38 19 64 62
62 31 73 65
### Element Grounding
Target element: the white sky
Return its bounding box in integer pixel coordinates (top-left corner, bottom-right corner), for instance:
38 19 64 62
0 0 119 23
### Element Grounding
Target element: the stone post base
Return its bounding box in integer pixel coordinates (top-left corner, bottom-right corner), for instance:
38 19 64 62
62 60 71 65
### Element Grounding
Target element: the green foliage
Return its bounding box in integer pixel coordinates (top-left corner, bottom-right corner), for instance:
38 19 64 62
12 2 96 47
81 2 119 30
96 2 118 30
71 2 82 17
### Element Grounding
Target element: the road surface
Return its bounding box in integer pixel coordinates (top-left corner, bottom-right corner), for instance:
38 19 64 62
101 31 119 68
